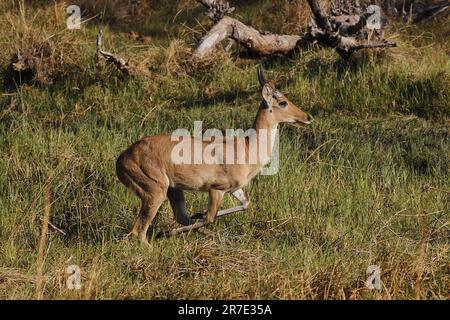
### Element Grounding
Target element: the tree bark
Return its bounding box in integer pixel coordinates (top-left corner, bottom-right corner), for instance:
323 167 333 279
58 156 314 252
193 16 311 60
192 0 397 61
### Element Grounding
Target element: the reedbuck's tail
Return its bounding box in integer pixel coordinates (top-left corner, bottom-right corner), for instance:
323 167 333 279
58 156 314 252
116 152 149 200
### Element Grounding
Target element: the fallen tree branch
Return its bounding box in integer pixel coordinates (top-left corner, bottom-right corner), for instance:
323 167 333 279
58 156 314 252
192 0 396 61
96 30 133 75
193 16 310 60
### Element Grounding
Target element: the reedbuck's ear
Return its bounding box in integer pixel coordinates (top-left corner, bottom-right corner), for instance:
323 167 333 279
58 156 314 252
258 67 274 111
262 84 274 111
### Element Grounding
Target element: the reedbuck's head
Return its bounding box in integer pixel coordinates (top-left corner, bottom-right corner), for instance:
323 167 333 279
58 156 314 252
258 68 313 126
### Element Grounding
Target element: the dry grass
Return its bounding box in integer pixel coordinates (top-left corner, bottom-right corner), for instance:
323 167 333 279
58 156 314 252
1 1 86 86
35 189 51 300
0 0 448 300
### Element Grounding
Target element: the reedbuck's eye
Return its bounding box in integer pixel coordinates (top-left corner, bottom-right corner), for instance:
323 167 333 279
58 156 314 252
279 101 288 108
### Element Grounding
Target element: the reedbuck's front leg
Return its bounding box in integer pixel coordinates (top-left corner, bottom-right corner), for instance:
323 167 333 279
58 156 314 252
217 188 249 219
168 188 249 237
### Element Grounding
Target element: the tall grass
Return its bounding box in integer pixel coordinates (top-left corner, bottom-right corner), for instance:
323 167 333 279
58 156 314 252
0 1 448 299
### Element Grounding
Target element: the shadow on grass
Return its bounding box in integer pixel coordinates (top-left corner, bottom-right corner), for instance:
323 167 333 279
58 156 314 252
176 89 255 109
303 55 374 80
391 72 449 118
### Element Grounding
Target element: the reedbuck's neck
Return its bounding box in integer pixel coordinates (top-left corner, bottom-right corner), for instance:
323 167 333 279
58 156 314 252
251 106 279 166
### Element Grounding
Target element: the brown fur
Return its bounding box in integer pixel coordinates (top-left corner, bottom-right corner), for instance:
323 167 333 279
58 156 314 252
116 76 312 242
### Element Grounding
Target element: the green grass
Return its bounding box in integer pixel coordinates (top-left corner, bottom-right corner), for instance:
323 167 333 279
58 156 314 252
0 1 449 299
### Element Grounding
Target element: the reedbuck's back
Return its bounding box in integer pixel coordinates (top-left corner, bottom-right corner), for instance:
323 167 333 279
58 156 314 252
116 68 313 242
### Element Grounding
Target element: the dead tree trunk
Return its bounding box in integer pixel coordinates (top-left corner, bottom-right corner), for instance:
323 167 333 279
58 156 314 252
192 0 396 61
193 16 311 60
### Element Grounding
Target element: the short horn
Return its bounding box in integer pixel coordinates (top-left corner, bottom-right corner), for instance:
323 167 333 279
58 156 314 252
257 67 266 88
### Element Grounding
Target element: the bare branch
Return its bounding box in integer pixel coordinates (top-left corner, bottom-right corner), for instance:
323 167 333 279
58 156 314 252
196 0 235 22
193 17 308 60
307 0 332 31
349 40 397 51
196 0 218 9
96 30 133 76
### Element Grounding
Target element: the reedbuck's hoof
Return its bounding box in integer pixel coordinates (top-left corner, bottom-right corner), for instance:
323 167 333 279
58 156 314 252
122 233 151 247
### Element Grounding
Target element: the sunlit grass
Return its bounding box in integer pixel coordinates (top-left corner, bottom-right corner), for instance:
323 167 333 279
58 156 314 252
0 1 448 299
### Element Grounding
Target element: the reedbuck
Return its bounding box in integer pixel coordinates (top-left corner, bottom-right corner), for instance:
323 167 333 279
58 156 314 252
116 68 313 242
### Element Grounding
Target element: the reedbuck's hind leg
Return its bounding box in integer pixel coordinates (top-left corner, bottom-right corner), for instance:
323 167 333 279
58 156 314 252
117 155 168 243
130 189 166 243
167 188 192 226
